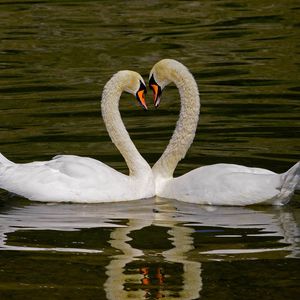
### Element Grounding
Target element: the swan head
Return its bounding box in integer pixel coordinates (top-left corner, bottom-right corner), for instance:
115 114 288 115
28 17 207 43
149 59 183 107
119 70 148 110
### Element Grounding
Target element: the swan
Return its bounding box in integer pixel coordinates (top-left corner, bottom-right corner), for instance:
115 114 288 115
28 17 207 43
149 59 300 206
0 70 155 203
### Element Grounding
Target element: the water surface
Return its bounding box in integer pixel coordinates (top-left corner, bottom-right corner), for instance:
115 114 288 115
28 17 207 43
0 0 300 299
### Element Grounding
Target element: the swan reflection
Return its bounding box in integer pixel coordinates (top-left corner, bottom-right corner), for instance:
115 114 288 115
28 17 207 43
105 217 202 299
0 197 299 299
104 218 152 300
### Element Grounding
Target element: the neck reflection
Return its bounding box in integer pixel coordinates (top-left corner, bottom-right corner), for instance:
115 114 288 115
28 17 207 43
104 211 202 299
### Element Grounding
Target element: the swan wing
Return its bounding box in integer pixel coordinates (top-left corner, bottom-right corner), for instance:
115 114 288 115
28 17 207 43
0 155 130 202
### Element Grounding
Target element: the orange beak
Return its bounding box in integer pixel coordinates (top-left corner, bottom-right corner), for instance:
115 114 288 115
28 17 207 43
151 84 159 102
137 89 148 110
149 75 162 107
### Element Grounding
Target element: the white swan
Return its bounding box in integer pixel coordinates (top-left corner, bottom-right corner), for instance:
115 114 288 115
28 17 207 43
0 70 155 202
149 59 300 206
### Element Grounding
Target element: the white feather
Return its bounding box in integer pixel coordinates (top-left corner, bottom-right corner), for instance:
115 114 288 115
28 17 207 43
151 59 299 206
0 71 155 202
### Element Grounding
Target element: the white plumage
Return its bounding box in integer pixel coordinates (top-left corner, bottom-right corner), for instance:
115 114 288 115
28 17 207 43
150 59 299 206
0 71 155 202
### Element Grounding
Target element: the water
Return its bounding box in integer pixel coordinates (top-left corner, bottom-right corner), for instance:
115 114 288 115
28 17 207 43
0 0 300 299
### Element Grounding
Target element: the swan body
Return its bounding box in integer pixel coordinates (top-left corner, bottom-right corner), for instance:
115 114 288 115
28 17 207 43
149 59 300 206
155 162 300 206
0 71 155 202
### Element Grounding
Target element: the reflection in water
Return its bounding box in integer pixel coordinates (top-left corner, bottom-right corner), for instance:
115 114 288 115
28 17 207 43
105 217 202 299
104 219 151 300
1 0 299 298
162 226 202 300
0 197 299 299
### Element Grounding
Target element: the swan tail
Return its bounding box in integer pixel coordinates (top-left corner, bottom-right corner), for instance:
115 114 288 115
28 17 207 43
274 162 300 205
282 161 300 189
0 153 14 166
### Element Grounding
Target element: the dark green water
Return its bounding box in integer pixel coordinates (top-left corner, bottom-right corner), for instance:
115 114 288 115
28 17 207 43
0 0 300 299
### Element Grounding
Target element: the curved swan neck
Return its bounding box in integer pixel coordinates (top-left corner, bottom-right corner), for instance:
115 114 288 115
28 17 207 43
152 62 200 179
101 72 150 177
